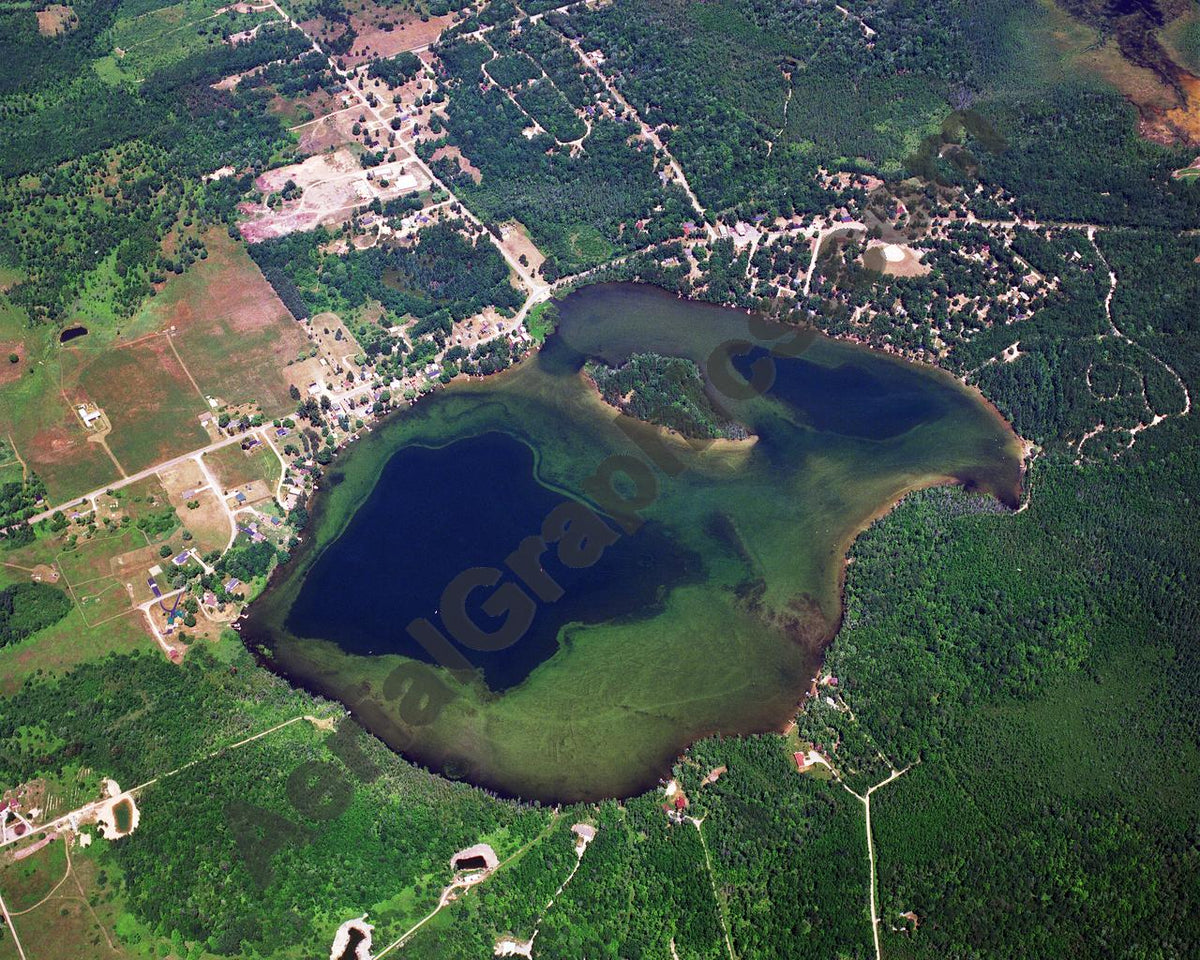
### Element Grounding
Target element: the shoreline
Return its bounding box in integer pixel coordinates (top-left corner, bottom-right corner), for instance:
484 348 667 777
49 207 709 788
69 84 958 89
237 281 1029 802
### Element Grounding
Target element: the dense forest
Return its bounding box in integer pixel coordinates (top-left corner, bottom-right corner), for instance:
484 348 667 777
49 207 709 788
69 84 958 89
426 34 691 275
0 582 71 646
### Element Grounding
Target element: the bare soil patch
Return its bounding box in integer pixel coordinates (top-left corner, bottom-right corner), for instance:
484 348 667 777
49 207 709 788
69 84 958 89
18 406 120 501
341 9 458 66
296 105 362 155
862 241 930 278
241 149 428 242
498 221 545 274
171 488 231 556
74 335 209 475
431 144 481 184
0 343 25 385
35 4 76 36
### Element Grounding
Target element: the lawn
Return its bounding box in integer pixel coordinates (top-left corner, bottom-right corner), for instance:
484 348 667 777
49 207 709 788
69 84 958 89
5 841 140 960
204 442 281 492
0 837 68 912
56 528 148 586
176 489 232 555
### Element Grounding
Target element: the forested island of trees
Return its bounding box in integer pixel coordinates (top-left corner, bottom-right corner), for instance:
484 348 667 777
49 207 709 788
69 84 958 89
585 352 750 441
0 582 71 647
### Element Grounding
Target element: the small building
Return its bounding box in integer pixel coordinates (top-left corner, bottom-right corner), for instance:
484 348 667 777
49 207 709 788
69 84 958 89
224 578 241 592
171 551 191 566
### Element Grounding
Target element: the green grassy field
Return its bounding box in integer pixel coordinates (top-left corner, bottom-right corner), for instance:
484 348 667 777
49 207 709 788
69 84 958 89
204 443 281 492
0 562 148 695
103 0 281 84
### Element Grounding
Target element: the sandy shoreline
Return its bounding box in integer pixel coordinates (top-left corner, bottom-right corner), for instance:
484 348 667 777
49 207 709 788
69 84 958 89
577 369 759 454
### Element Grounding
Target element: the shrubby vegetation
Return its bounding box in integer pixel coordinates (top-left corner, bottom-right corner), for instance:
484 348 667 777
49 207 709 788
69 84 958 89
0 647 549 957
250 219 521 326
967 87 1200 228
0 20 312 322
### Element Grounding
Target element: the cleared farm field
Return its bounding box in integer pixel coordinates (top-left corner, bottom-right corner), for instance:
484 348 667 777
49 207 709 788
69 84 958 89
144 233 311 416
75 335 210 475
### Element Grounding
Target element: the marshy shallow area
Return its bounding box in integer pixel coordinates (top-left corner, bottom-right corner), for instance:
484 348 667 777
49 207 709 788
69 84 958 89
244 283 1023 801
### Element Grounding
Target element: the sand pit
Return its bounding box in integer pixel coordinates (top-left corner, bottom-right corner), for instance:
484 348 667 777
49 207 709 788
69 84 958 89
329 916 372 960
240 149 427 242
863 241 931 277
95 787 140 840
451 842 498 873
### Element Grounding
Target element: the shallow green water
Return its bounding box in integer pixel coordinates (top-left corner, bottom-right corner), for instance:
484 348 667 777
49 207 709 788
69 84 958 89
245 283 1022 801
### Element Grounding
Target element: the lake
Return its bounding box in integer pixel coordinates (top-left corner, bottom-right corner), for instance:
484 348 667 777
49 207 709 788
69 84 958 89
244 283 1023 801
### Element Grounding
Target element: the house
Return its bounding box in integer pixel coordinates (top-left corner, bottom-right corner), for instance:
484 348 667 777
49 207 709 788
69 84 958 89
203 591 218 606
794 751 809 772
224 578 241 592
234 492 247 505
76 405 102 427
171 551 191 566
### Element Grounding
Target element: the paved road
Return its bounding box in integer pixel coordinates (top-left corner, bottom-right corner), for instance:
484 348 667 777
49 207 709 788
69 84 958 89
18 427 269 529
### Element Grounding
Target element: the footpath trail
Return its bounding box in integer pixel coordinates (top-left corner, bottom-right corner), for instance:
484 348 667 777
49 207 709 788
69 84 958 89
690 816 736 960
0 713 338 855
0 890 27 960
